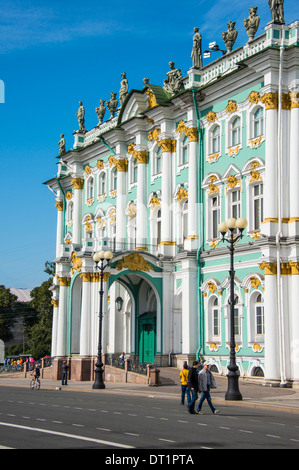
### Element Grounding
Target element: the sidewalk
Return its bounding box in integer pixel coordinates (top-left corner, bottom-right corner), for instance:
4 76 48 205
0 369 299 413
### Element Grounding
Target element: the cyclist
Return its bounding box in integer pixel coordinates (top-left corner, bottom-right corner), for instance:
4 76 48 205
31 364 40 387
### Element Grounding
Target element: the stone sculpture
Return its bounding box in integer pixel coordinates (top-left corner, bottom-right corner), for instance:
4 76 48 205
191 27 202 69
58 134 66 155
268 0 285 24
75 101 86 133
119 72 129 106
95 99 106 126
163 61 184 94
244 6 260 43
222 21 238 54
107 92 118 118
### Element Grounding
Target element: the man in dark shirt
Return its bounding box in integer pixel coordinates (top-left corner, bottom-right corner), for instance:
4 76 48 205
62 361 69 385
187 361 199 414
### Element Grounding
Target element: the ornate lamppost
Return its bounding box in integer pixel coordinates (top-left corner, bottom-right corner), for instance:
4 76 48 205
218 217 248 401
92 250 113 389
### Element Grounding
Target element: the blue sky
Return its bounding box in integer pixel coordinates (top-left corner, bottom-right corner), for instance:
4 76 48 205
0 0 297 289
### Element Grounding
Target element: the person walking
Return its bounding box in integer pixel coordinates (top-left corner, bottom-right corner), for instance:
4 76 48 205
197 363 220 414
61 361 69 386
179 363 191 406
187 361 199 414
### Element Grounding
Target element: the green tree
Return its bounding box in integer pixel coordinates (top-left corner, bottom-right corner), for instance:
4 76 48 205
26 262 55 359
0 285 17 342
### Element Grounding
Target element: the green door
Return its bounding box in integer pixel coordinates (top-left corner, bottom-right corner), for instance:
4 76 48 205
138 314 156 364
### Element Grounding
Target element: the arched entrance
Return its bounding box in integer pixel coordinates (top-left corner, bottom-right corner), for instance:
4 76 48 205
108 258 162 364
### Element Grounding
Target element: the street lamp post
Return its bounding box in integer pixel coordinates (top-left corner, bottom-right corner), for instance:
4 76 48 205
218 217 248 401
92 249 113 389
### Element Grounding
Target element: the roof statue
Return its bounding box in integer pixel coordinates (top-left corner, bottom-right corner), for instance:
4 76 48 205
191 27 202 69
222 20 238 53
268 0 285 24
119 72 129 107
75 101 86 133
107 92 118 118
58 134 66 156
163 61 184 94
95 99 106 126
243 6 260 43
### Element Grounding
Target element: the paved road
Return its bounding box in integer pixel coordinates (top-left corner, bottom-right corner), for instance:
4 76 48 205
0 386 298 451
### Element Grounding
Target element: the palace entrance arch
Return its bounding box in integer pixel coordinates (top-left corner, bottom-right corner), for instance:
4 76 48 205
108 254 162 365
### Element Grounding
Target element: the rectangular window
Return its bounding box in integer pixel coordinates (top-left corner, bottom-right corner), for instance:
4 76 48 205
253 183 263 230
211 195 220 239
256 306 264 335
213 308 220 336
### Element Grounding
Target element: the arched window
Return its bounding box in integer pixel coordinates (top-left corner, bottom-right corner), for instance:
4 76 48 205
255 292 264 336
253 107 264 138
86 176 94 200
253 182 263 230
212 297 220 336
211 125 220 154
182 199 188 240
231 116 241 146
111 167 117 191
98 172 106 195
181 136 189 165
157 209 162 245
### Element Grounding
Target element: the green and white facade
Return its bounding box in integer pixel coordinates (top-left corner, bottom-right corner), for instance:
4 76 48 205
45 14 299 386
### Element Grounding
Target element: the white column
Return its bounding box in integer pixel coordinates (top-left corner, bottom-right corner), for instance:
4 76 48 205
56 277 70 357
290 264 299 384
55 199 64 257
71 178 83 245
159 138 175 255
263 102 278 236
181 259 198 354
136 152 148 248
79 274 91 356
116 160 127 249
262 267 280 382
51 299 59 357
289 91 299 234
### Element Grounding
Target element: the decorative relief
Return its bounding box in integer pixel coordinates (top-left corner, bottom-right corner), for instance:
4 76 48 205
206 111 217 124
249 276 260 289
127 143 149 164
86 198 94 206
145 88 158 108
127 203 136 220
290 91 299 109
226 100 238 115
207 152 221 163
85 216 93 232
150 195 161 211
208 176 220 195
176 121 199 142
115 253 152 272
208 281 217 293
70 252 82 275
80 272 110 282
96 216 106 227
96 160 104 170
252 343 263 353
55 201 63 211
65 191 73 200
249 136 264 148
108 155 128 172
148 128 161 143
176 186 188 203
226 174 241 194
228 145 240 157
51 299 59 308
248 91 261 106
84 165 92 175
71 178 84 190
57 277 70 287
209 343 218 352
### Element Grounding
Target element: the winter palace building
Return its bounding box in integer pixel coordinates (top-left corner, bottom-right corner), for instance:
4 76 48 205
45 6 299 387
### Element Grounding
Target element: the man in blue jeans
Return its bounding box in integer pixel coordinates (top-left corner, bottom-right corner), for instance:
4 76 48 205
62 361 69 385
187 361 199 414
197 363 220 414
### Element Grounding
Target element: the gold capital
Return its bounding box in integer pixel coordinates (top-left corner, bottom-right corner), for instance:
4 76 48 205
71 178 84 189
55 201 63 211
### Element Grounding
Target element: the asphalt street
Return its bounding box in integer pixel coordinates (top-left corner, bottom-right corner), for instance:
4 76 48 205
0 385 299 451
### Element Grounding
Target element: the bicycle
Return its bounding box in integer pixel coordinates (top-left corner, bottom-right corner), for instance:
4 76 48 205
30 377 40 390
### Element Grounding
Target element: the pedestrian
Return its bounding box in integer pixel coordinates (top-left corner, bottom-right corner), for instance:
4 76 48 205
179 363 191 406
197 363 220 414
62 361 69 385
197 359 205 373
187 360 199 414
